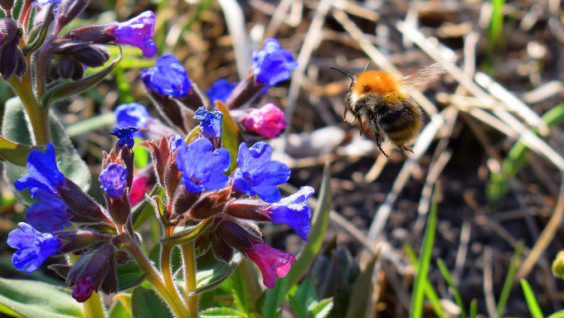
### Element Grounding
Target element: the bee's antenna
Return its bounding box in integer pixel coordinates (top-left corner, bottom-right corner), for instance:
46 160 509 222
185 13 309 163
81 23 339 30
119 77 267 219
330 67 355 83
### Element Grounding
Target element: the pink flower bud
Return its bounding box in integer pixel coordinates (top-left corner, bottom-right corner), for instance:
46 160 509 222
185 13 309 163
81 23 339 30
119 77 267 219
242 104 287 138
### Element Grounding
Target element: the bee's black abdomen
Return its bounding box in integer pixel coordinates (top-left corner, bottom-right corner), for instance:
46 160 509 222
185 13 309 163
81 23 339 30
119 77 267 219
376 99 422 146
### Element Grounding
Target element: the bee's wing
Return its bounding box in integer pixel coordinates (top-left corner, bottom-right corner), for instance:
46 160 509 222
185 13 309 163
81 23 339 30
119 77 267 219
400 61 453 91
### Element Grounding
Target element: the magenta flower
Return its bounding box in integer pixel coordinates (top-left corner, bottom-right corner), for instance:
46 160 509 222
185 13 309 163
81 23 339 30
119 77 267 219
108 11 156 58
72 275 97 303
7 223 61 273
246 242 295 288
129 175 151 206
242 103 287 138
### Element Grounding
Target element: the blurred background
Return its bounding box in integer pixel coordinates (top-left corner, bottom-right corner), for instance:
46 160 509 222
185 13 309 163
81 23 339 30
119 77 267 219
1 0 564 316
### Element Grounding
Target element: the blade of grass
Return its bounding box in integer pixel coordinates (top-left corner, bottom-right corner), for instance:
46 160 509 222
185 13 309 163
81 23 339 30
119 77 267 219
470 300 478 318
496 242 523 317
436 259 466 318
409 184 439 318
404 245 445 318
520 279 544 318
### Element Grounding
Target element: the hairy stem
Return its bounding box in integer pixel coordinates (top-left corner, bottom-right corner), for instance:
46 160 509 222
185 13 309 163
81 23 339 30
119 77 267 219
181 242 199 317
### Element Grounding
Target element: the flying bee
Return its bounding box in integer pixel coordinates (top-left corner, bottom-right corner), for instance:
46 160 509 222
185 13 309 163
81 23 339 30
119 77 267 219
332 62 447 158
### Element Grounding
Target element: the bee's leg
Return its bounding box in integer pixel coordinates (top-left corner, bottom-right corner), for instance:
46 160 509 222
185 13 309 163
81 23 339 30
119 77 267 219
369 119 389 158
402 146 414 153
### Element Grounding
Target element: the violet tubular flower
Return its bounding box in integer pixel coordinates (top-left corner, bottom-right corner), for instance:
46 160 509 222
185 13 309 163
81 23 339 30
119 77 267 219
7 223 61 273
26 189 71 232
246 242 295 288
141 55 191 97
176 138 230 193
206 79 237 103
99 163 128 199
242 103 287 138
115 103 151 129
262 186 314 241
251 38 298 87
107 10 156 58
194 107 223 139
14 143 65 198
111 126 138 149
233 142 290 203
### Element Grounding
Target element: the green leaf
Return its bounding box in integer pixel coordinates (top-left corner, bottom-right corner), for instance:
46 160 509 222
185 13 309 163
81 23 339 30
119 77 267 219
436 259 465 317
108 295 132 318
345 253 378 318
409 184 439 318
0 277 83 318
521 279 544 318
262 275 288 318
470 299 478 318
199 307 247 317
548 310 564 318
42 50 122 108
2 97 91 205
310 298 333 318
22 3 56 56
117 261 147 290
496 242 523 317
192 250 244 295
404 245 444 318
227 267 249 315
217 101 240 173
287 279 327 318
131 286 172 318
286 162 331 289
0 136 35 165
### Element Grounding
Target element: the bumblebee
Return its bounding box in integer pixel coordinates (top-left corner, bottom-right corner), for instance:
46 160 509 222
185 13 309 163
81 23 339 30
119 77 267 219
332 63 444 158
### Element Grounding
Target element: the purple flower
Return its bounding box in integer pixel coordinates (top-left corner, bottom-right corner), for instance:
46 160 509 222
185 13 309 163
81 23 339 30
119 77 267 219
115 103 151 129
141 55 191 97
111 126 138 148
108 11 156 58
233 142 290 203
262 186 314 241
99 163 127 199
251 38 298 87
206 79 237 103
246 242 295 288
26 189 71 232
72 275 97 303
7 222 61 273
14 143 65 198
176 138 230 193
194 107 223 138
242 103 287 138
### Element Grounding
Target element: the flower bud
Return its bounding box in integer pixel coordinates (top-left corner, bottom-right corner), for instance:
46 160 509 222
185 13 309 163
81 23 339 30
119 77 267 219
553 251 564 280
241 103 287 138
57 0 89 29
0 0 14 13
0 18 26 78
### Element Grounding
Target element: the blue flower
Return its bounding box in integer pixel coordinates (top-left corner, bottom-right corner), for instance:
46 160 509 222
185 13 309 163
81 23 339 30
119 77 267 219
233 142 290 203
115 103 151 129
168 135 185 153
194 107 223 138
141 55 191 97
176 138 230 193
111 126 138 148
7 222 61 273
251 38 298 87
109 11 156 58
206 79 237 103
264 186 314 241
99 163 128 199
14 143 65 198
26 189 71 232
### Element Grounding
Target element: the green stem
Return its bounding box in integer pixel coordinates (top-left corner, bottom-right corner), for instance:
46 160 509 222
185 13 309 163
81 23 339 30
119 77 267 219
181 242 198 317
68 254 106 318
126 235 189 318
6 77 50 144
161 243 177 295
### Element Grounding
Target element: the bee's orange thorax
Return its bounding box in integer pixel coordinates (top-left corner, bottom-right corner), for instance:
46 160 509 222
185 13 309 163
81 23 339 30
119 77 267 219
352 71 400 97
